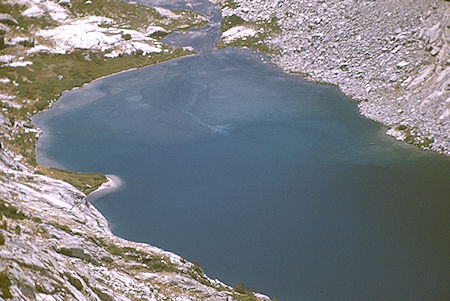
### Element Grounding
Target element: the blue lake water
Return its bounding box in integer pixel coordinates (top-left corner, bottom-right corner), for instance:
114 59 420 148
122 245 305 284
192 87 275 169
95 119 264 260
33 1 450 300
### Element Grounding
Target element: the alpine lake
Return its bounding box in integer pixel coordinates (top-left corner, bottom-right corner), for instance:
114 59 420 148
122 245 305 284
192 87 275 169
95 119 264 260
33 1 450 300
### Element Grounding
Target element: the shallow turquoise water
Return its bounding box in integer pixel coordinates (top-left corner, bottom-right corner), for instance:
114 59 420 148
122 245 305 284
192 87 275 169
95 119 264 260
33 1 450 300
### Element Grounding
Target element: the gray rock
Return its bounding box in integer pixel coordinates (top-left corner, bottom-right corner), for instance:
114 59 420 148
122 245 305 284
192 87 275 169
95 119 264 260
0 23 10 35
58 0 71 6
0 13 19 26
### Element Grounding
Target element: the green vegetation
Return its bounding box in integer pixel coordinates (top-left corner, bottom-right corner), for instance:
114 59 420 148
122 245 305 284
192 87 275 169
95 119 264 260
91 286 113 301
233 282 257 301
49 222 74 235
0 232 5 245
217 15 281 54
396 124 407 131
68 0 207 34
38 166 107 195
221 14 247 32
0 272 12 299
96 238 178 273
192 261 203 275
1 49 192 113
220 0 241 9
90 286 113 301
65 273 84 291
121 33 132 41
184 260 218 289
0 2 56 33
394 125 434 150
0 201 26 220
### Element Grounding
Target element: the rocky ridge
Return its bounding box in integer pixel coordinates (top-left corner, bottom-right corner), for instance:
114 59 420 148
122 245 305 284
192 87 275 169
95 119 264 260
215 0 450 154
0 0 269 300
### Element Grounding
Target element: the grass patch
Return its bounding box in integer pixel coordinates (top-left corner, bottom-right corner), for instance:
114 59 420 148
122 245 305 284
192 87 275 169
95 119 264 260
192 261 203 275
184 260 218 289
65 273 83 291
0 201 26 220
233 282 257 301
400 127 434 149
220 0 241 9
0 2 56 33
49 222 74 235
221 14 247 32
38 166 107 195
90 286 113 301
68 0 207 34
97 238 178 273
396 124 407 131
0 272 12 299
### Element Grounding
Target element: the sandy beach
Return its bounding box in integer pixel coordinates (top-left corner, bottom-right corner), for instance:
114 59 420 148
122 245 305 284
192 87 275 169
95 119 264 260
88 174 124 201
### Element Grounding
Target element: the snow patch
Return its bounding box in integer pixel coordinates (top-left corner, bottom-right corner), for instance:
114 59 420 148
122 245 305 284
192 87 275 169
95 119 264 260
5 61 33 67
22 5 45 18
42 0 69 21
222 26 257 42
146 25 168 36
0 55 15 63
37 16 159 55
154 7 180 20
27 45 51 55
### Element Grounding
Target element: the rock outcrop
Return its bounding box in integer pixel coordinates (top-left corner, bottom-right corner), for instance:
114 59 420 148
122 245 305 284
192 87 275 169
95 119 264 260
216 0 450 154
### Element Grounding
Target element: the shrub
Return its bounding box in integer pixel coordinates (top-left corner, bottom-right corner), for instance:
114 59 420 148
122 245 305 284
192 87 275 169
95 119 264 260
234 282 247 294
122 33 132 40
0 272 12 299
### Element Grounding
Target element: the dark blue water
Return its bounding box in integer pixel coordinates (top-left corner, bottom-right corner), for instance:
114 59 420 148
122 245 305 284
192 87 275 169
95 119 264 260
33 1 450 300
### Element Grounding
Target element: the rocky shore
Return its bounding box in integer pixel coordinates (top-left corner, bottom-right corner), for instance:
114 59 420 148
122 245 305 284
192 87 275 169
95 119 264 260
215 0 449 154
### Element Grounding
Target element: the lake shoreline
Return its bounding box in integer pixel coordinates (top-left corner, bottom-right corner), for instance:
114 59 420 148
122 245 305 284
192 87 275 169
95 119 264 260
88 174 124 201
215 0 449 155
